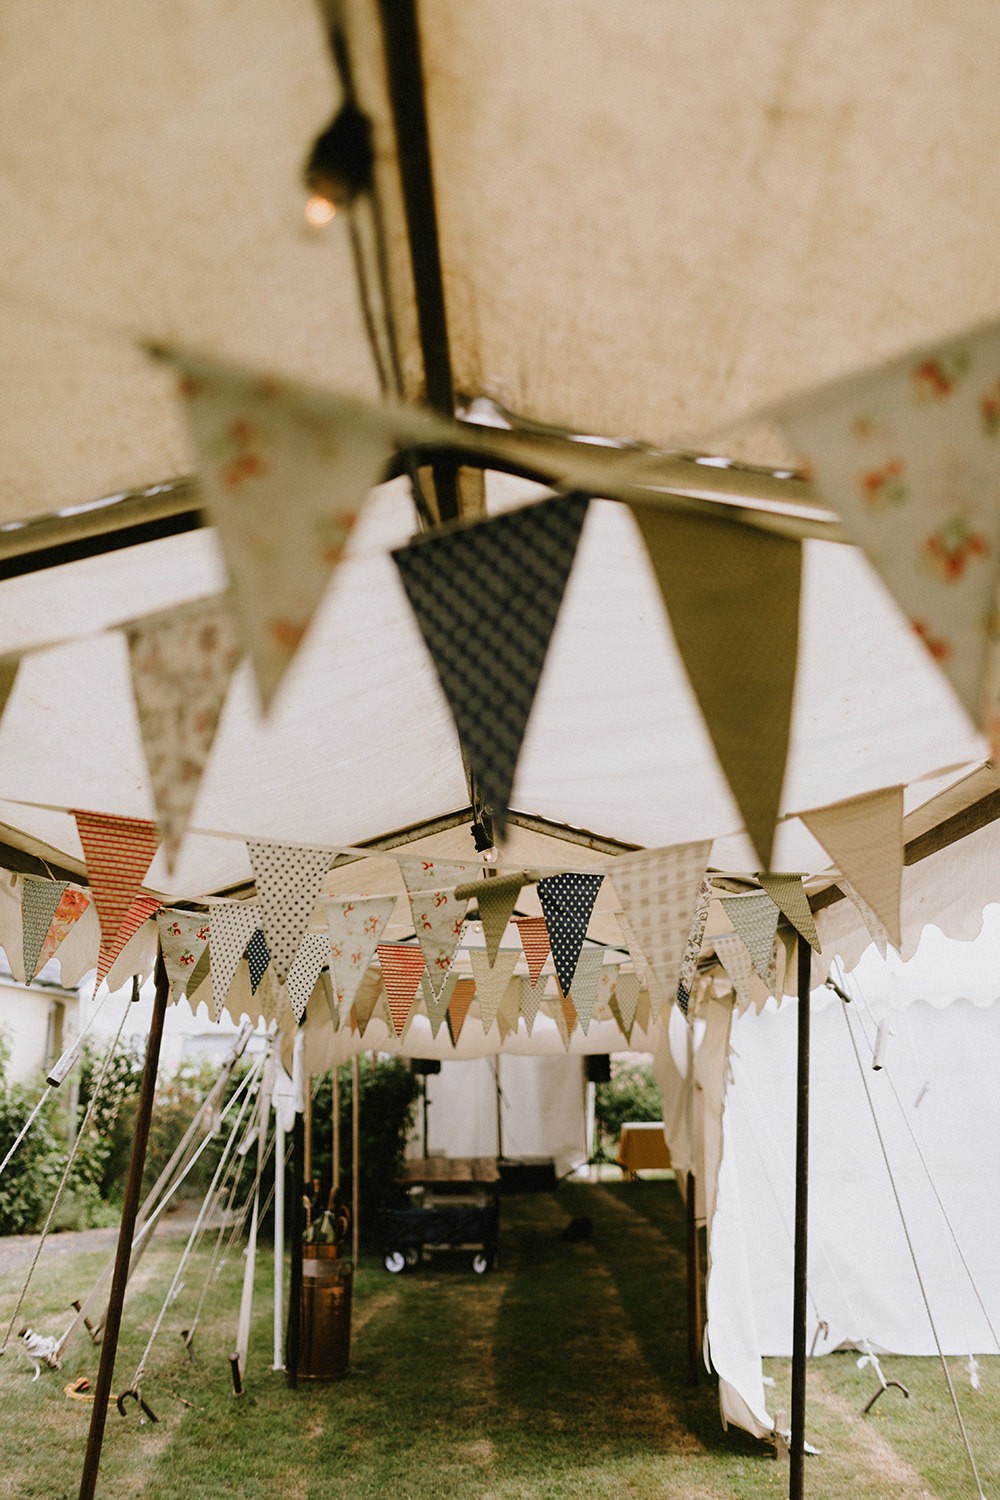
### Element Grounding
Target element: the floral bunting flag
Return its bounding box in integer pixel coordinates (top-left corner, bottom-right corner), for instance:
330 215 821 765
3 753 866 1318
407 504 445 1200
774 322 1000 745
285 932 330 1021
125 596 242 873
475 874 525 965
36 886 91 978
470 948 519 1033
210 902 262 1021
326 895 397 1009
392 493 591 837
445 977 476 1045
74 809 159 964
156 909 211 1003
167 351 391 709
757 873 821 953
713 933 759 1012
800 786 903 951
398 857 476 998
22 876 67 985
564 948 604 1035
519 973 547 1034
537 873 604 999
245 928 270 995
611 971 641 1041
94 895 162 995
630 504 800 869
514 915 551 986
676 877 713 1016
245 839 331 985
420 971 455 1038
377 943 426 1037
608 842 711 1011
719 892 780 987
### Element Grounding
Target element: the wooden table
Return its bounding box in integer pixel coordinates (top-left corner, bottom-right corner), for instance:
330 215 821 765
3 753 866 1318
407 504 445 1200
616 1122 672 1179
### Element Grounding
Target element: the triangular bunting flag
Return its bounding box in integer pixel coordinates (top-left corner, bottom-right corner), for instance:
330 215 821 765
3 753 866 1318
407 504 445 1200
476 875 525 965
377 943 426 1037
353 969 384 1038
634 989 652 1036
156 909 211 1003
74 810 159 959
22 876 67 985
186 941 211 1006
210 903 262 1020
800 786 903 951
168 351 391 708
514 915 551 986
326 895 397 1009
398 857 475 998
565 948 604 1035
555 991 576 1050
631 504 800 868
392 492 591 836
286 932 330 1022
0 655 21 729
246 839 331 985
595 963 619 1019
519 973 547 1035
94 895 162 995
36 886 90 978
497 978 521 1043
537 873 604 998
774 323 1000 741
446 977 476 1045
757 873 821 954
713 933 759 1012
611 971 641 1041
470 949 519 1033
608 842 711 1007
676 877 713 1014
125 596 242 873
420 971 456 1039
246 928 270 995
840 877 890 959
719 892 780 986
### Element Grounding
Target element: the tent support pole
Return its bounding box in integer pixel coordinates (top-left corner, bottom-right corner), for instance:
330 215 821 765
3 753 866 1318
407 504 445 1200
284 1108 305 1388
789 935 812 1500
686 1171 700 1385
78 952 168 1500
272 1110 286 1370
332 1066 341 1197
351 1055 360 1268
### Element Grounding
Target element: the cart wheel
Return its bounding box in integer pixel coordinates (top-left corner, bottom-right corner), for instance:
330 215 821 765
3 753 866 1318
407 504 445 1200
472 1252 490 1275
404 1246 420 1268
384 1250 406 1274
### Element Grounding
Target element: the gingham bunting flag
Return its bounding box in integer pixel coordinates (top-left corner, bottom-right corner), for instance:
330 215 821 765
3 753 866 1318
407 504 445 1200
94 895 161 995
420 971 455 1038
470 948 519 1033
537 873 604 998
713 932 759 1011
608 841 711 1009
125 596 242 872
720 892 780 986
392 492 591 836
758 873 821 953
800 785 903 951
514 915 551 986
246 928 270 995
36 886 90 977
22 877 67 985
285 932 330 1021
446 977 476 1045
156 909 211 1003
497 978 521 1043
326 895 397 1009
74 810 159 960
611 971 641 1040
168 351 391 709
564 948 604 1035
377 943 426 1037
475 874 525 965
398 857 475 998
211 903 262 1019
246 839 331 985
519 972 547 1034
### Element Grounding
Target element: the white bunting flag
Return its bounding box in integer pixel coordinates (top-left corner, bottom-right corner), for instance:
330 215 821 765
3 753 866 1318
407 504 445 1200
800 786 903 952
210 903 262 1020
246 839 331 985
611 971 641 1040
608 841 711 1011
565 948 605 1035
497 978 521 1043
285 932 331 1021
519 972 547 1035
713 933 760 1012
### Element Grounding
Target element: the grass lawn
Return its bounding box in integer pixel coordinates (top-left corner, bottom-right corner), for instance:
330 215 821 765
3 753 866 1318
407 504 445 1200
0 1180 997 1499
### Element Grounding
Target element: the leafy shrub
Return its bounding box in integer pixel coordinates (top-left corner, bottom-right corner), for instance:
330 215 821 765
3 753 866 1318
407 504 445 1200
594 1053 662 1157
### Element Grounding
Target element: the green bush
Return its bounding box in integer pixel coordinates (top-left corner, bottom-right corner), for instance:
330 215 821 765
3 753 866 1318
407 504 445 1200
594 1053 662 1157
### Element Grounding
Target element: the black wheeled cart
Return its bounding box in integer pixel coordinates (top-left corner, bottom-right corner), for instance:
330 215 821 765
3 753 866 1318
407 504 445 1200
382 1157 501 1275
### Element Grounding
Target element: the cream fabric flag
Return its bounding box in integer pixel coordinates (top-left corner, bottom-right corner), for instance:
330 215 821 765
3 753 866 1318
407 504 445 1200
800 786 903 951
246 839 331 985
210 902 262 1021
775 322 1000 748
565 948 604 1035
595 962 619 1020
285 932 330 1022
353 968 384 1038
22 877 67 985
420 971 456 1038
398 857 476 998
720 893 780 987
0 655 21 729
713 933 759 1012
168 351 391 708
470 948 520 1033
519 972 547 1035
497 978 521 1043
840 878 890 959
608 842 712 1013
630 504 800 868
758 873 821 954
377 943 426 1037
125 596 241 871
156 909 212 1003
326 895 397 1008
611 971 641 1041
634 989 653 1036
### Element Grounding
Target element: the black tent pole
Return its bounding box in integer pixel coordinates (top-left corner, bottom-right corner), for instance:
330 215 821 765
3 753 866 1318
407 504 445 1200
789 934 812 1500
79 952 169 1500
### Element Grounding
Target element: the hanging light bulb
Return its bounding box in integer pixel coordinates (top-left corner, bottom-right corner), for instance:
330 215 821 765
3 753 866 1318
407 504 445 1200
304 194 338 228
302 103 374 223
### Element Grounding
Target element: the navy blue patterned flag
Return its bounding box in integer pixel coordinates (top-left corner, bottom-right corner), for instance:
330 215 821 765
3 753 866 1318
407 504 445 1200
537 873 604 998
392 493 591 837
245 928 271 995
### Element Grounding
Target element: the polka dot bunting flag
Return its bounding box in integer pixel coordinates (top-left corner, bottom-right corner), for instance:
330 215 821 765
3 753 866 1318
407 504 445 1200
246 839 332 985
536 873 604 1000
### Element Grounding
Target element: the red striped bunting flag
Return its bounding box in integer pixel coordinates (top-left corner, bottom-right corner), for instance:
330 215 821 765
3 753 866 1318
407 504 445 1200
74 810 159 956
377 943 426 1037
513 915 551 986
